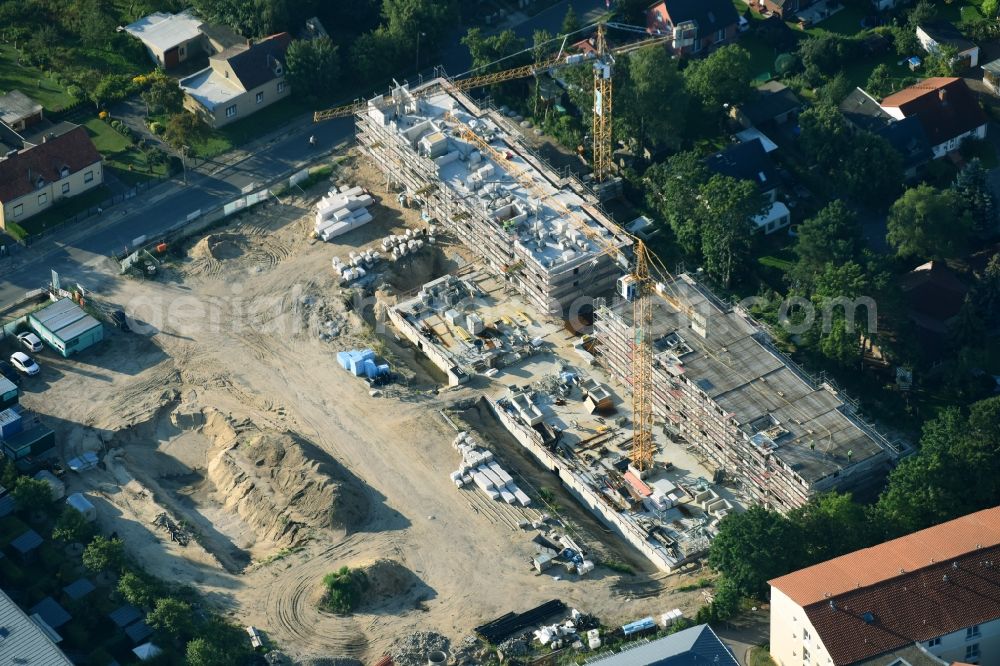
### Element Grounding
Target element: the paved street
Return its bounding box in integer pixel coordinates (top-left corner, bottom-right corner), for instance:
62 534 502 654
0 0 612 308
0 115 355 306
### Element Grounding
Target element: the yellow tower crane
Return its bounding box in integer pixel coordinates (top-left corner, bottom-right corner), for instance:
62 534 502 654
313 22 669 185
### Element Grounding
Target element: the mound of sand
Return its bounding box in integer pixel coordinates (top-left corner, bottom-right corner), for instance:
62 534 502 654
359 559 423 606
190 233 247 261
204 412 369 547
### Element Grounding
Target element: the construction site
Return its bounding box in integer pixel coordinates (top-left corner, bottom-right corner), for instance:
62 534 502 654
11 22 908 665
355 79 631 318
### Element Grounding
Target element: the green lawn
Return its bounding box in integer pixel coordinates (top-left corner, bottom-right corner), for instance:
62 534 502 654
807 5 867 36
0 45 75 112
739 32 780 84
842 52 914 96
184 96 313 158
83 117 168 181
17 185 113 237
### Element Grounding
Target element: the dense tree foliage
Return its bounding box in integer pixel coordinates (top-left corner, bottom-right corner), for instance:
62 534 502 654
13 476 53 514
792 201 862 287
614 47 689 151
683 45 753 112
887 185 969 259
83 536 126 573
53 507 94 543
952 158 996 235
286 37 341 102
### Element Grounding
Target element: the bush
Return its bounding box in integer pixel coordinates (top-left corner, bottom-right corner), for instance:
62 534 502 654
321 566 368 614
149 121 164 135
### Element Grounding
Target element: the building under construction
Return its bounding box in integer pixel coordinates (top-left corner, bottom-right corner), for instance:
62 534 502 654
356 79 631 317
593 274 907 511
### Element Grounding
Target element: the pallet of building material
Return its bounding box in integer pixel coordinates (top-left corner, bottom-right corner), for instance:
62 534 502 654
473 473 494 492
500 489 516 504
475 600 567 644
513 489 531 507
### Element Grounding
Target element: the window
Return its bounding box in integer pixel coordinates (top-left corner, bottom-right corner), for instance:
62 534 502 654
61 183 70 195
84 170 94 183
225 104 237 118
967 626 981 639
256 91 264 104
38 193 47 205
965 643 979 662
716 28 725 43
179 45 185 57
927 637 941 648
277 81 286 93
13 204 23 218
803 629 811 642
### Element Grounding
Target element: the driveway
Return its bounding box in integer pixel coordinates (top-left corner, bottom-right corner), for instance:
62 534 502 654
715 608 771 665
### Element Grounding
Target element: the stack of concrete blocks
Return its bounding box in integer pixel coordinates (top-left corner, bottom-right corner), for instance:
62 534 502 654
381 227 430 261
336 349 390 380
448 431 531 507
332 249 381 284
315 185 374 241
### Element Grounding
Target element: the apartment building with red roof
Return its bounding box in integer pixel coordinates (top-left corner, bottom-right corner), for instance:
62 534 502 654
768 506 1000 666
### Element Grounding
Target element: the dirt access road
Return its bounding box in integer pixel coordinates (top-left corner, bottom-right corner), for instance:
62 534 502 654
19 154 709 662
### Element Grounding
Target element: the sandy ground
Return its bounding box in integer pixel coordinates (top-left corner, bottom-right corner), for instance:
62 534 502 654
19 152 711 662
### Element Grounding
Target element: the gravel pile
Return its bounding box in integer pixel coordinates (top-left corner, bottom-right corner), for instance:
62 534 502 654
390 631 451 666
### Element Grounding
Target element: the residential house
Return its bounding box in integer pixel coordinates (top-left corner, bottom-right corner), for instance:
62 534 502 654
734 81 803 128
706 138 790 234
917 21 979 70
706 138 779 202
880 78 987 159
901 260 968 336
840 87 933 178
768 505 1000 666
589 623 739 665
0 91 43 132
645 0 739 56
0 126 103 229
179 33 291 128
124 10 206 69
756 0 815 19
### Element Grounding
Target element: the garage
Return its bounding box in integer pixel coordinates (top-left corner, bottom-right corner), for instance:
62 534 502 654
27 298 104 357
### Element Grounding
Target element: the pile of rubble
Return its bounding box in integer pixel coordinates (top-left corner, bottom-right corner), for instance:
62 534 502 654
389 632 450 666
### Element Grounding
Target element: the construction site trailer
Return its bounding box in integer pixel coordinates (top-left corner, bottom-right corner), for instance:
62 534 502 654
0 377 18 410
28 298 104 357
2 423 55 461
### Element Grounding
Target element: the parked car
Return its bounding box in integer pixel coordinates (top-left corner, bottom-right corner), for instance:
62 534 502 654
16 332 42 353
10 352 39 376
0 360 20 385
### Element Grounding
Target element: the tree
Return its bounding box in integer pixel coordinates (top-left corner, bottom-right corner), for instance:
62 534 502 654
73 0 115 47
645 151 711 255
350 28 398 82
614 0 648 24
118 571 162 608
147 597 195 640
874 396 1000 538
819 315 861 367
90 74 131 110
799 33 849 76
13 477 52 514
787 493 872 564
984 0 999 18
83 536 125 573
708 506 803 599
840 132 903 207
975 254 1000 325
907 0 937 29
286 37 341 102
865 63 894 100
322 566 368 613
952 158 996 234
141 73 184 115
616 47 689 150
381 0 459 46
798 104 850 173
191 0 289 36
164 113 207 151
886 185 968 259
792 201 862 286
462 28 526 72
699 175 765 288
186 620 254 666
924 43 958 77
561 5 580 36
950 294 986 349
683 45 753 111
53 507 94 543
